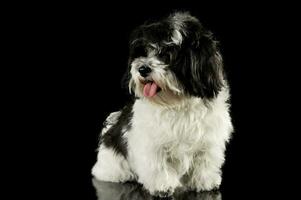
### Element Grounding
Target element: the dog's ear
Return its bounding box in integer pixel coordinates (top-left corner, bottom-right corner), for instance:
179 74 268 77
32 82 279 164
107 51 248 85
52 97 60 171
121 28 144 94
174 17 224 99
121 62 132 94
188 20 224 99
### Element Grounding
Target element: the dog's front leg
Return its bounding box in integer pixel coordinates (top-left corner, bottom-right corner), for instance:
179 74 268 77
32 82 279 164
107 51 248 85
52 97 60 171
186 146 224 192
133 151 181 197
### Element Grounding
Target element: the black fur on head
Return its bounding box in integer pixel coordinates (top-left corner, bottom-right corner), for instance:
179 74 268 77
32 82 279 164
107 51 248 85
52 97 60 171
123 12 225 100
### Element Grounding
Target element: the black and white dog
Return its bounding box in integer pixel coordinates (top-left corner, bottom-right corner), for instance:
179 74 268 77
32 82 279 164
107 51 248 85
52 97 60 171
92 12 233 197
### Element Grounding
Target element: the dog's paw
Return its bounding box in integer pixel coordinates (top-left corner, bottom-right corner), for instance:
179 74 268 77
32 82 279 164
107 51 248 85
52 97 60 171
186 173 221 192
153 187 174 198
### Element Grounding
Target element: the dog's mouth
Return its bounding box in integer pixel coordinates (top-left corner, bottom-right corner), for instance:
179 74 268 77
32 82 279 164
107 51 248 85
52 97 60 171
140 79 161 97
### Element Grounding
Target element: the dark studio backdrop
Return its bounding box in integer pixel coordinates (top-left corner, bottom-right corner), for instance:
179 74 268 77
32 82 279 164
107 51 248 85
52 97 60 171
17 1 298 200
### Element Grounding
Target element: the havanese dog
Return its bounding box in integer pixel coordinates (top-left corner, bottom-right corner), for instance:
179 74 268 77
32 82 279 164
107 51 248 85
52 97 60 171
92 12 233 197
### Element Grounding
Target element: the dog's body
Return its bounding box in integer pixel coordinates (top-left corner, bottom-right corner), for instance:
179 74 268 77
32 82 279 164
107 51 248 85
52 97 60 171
92 12 233 197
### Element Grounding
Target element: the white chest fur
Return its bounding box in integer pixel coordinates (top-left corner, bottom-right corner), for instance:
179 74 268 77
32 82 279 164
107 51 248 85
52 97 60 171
126 90 233 178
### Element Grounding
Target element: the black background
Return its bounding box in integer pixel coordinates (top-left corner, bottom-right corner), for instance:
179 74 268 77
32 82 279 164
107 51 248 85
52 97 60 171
13 1 298 199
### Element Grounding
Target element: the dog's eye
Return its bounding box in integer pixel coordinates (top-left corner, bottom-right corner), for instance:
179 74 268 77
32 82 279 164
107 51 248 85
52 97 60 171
131 46 147 57
157 52 171 63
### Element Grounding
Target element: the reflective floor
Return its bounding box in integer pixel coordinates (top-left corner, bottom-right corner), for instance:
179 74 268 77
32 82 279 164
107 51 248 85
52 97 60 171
92 178 221 200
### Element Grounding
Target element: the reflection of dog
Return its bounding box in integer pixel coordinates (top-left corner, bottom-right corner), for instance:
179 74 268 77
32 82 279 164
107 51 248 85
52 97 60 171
92 12 233 197
92 178 222 200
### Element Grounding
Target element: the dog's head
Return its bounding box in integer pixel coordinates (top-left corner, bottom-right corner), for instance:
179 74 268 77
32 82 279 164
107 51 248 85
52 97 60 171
124 12 224 105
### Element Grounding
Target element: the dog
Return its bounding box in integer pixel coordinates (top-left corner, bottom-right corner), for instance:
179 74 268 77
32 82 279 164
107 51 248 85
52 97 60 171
92 12 233 197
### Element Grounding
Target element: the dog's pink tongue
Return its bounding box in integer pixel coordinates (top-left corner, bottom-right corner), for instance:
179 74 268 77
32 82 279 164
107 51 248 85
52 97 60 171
143 82 158 97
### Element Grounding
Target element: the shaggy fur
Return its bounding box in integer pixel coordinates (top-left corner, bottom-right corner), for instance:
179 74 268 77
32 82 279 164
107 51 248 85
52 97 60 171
92 12 233 197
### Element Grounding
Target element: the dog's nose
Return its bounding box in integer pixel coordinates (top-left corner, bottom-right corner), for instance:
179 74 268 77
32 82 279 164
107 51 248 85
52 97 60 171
138 65 152 77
